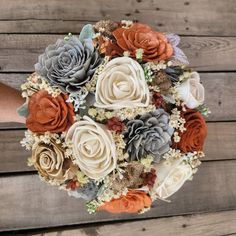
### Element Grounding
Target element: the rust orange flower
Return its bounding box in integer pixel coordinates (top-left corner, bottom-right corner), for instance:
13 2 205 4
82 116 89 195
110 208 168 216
105 23 173 62
26 90 75 133
173 109 207 153
99 190 152 214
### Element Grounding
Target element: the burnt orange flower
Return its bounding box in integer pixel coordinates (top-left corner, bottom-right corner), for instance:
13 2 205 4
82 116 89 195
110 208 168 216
173 109 207 153
106 23 173 62
26 90 75 133
99 190 152 214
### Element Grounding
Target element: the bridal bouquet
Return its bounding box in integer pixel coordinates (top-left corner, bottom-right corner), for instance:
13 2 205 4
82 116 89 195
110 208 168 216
19 20 209 214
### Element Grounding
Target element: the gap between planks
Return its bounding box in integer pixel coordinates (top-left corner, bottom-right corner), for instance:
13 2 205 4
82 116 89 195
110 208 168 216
1 72 236 122
0 160 235 231
0 122 236 173
8 210 236 236
0 35 235 72
0 0 235 36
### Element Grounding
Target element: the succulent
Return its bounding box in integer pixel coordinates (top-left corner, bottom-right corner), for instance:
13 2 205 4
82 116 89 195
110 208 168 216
35 36 103 93
68 181 99 201
123 109 174 161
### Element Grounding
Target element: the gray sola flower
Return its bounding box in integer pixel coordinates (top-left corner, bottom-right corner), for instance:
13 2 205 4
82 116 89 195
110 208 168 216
35 35 102 93
68 181 99 201
123 109 174 161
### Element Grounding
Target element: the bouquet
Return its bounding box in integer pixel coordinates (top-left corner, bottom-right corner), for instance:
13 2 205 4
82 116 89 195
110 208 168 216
19 20 209 214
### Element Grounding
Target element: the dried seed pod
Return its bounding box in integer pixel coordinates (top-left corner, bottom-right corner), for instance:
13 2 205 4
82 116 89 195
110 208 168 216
152 71 172 94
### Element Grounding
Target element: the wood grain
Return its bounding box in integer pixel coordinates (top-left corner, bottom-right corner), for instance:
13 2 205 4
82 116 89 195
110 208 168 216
26 210 236 236
0 129 31 173
0 35 235 72
0 122 235 173
0 160 235 231
0 0 235 36
1 72 235 122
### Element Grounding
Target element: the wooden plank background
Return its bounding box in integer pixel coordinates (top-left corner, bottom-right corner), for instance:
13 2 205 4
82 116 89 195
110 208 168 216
0 0 235 235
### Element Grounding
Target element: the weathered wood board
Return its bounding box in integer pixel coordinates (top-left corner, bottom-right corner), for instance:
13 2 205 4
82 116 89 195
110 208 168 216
0 122 235 173
0 0 235 36
0 35 236 72
26 210 236 236
0 0 236 233
0 160 236 231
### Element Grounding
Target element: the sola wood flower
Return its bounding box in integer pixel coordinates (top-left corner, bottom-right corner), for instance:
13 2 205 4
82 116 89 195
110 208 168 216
65 116 117 180
172 109 207 153
26 90 75 134
154 155 193 199
124 109 174 161
32 142 77 185
105 23 173 62
35 36 102 93
99 190 152 213
176 72 205 109
95 57 150 109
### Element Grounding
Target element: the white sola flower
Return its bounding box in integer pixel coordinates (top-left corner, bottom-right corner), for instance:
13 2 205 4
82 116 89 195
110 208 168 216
65 116 117 180
176 72 205 109
153 155 193 199
94 57 150 110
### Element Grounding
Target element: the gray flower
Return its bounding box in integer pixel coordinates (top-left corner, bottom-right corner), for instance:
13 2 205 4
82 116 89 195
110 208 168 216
68 181 99 201
35 36 102 93
124 109 174 161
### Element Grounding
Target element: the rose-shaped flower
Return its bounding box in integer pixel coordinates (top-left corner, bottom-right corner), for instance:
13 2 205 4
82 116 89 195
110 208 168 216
173 109 207 153
26 90 75 133
35 36 103 93
32 142 76 185
65 116 117 180
123 109 174 161
94 57 150 109
106 23 173 62
154 155 193 199
176 72 205 109
99 190 152 213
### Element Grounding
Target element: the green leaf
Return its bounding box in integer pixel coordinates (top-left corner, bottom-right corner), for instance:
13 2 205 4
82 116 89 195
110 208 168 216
17 102 28 117
79 24 94 42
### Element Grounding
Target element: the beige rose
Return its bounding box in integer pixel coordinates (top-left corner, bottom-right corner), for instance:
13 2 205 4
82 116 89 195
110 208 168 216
32 142 76 185
94 57 150 110
176 72 205 109
154 156 193 199
65 116 117 180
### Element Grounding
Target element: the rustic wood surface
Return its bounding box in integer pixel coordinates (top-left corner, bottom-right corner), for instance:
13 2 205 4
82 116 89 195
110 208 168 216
0 161 236 231
0 35 236 72
0 0 235 36
0 0 235 235
24 210 236 236
1 122 236 173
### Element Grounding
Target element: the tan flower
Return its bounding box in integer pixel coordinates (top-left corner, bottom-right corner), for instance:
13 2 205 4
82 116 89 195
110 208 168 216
32 141 76 185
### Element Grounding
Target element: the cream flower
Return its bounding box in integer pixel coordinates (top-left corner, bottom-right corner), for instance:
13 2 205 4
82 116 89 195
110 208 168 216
176 72 204 109
154 155 193 199
94 57 150 110
65 116 117 180
32 142 76 185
